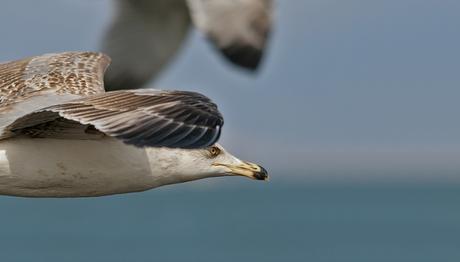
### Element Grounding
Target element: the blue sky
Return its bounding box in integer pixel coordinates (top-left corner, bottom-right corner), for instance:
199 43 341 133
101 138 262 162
0 1 459 180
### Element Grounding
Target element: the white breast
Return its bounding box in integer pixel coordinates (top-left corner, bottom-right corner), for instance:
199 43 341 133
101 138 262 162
0 137 169 197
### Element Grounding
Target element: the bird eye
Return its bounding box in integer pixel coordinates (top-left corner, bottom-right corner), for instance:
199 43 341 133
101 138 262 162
208 146 221 157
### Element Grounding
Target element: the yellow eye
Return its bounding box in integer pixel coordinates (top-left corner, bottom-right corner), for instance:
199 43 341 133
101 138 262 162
209 146 221 157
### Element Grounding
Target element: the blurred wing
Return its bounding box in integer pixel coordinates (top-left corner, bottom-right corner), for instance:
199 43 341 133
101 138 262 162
186 0 273 70
8 90 224 149
101 0 191 91
0 52 110 137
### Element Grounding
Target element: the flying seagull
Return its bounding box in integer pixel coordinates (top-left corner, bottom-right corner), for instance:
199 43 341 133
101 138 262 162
102 0 273 91
0 52 268 197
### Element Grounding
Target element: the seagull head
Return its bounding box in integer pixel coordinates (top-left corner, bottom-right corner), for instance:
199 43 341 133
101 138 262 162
146 143 268 185
208 144 269 181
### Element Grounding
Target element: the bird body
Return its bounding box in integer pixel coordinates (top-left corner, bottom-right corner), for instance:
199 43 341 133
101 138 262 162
0 52 267 197
0 138 158 197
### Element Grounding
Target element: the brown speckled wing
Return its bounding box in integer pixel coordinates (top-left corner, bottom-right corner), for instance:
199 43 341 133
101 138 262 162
9 90 224 149
0 52 110 138
0 52 110 111
186 0 273 70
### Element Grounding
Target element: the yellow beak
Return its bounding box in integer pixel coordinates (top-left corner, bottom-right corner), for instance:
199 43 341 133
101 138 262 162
213 161 269 181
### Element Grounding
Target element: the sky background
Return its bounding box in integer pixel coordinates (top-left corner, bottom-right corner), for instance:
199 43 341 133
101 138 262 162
0 2 460 261
0 0 460 181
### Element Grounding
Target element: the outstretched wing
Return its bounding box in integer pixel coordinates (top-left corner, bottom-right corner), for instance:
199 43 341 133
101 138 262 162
101 0 191 91
0 52 110 138
186 0 273 70
8 90 224 149
101 0 273 90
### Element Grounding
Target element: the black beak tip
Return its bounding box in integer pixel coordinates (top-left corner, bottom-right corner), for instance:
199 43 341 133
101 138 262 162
254 166 269 181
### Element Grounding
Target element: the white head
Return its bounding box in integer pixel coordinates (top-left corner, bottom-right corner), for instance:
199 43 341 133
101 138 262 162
145 143 268 185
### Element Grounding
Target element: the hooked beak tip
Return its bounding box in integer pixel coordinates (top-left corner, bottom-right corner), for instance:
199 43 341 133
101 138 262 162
253 165 269 181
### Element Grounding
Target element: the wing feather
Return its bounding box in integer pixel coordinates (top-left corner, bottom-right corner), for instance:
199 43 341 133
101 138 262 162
8 90 223 149
186 0 273 70
102 0 191 91
0 52 110 138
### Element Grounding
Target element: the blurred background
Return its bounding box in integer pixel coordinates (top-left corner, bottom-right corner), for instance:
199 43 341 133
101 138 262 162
1 0 460 261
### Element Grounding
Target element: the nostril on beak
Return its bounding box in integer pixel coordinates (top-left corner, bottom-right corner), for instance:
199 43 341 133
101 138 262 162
254 165 269 181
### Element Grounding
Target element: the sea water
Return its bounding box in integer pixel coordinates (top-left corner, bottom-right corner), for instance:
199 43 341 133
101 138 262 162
0 178 459 262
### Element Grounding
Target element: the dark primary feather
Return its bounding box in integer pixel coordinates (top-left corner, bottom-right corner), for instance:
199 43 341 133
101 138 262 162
187 0 273 71
221 44 263 70
9 90 224 149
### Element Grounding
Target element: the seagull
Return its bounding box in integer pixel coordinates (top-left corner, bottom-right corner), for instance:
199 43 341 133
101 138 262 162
0 52 268 197
102 0 273 91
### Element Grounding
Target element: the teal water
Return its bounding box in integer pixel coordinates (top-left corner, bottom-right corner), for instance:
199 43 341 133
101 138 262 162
0 179 459 262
